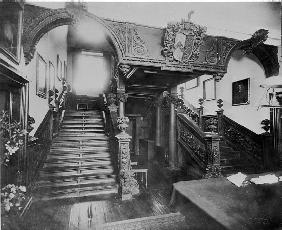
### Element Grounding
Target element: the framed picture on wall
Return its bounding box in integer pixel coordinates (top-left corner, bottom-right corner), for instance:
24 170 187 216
185 77 198 90
232 78 250 105
36 53 47 98
203 78 215 100
0 3 23 63
57 55 62 81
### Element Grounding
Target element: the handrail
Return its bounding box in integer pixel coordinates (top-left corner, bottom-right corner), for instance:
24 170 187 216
163 91 200 125
177 113 207 170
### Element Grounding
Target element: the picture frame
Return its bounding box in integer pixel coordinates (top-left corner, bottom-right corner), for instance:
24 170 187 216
203 78 216 100
185 77 198 90
232 78 250 106
0 4 23 63
36 53 47 98
57 55 62 81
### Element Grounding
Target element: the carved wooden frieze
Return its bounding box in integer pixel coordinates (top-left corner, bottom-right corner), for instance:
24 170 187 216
161 17 240 74
105 20 149 58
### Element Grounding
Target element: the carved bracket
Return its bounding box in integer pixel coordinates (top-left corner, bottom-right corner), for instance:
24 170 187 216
119 64 131 77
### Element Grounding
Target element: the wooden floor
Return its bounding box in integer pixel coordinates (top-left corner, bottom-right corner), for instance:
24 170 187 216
15 162 177 230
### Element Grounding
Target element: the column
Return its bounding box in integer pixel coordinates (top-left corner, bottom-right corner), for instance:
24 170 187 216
155 97 162 147
169 86 177 168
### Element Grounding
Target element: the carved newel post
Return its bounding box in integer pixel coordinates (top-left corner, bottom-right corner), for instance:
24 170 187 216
115 90 139 199
198 98 204 130
204 133 222 178
216 99 224 136
203 99 223 178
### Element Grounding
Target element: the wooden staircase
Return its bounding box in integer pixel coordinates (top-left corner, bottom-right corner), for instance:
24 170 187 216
220 140 258 175
34 108 118 201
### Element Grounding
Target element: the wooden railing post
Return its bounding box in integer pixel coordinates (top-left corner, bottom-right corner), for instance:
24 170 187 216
116 117 139 200
216 99 224 136
204 133 222 178
198 98 204 130
114 88 139 200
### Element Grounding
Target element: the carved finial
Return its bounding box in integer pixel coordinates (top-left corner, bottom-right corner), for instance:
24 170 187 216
198 98 204 108
217 99 224 111
261 119 270 134
187 11 194 22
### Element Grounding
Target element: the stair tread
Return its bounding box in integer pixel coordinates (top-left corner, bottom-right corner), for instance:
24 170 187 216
36 177 116 189
35 188 118 201
40 168 114 178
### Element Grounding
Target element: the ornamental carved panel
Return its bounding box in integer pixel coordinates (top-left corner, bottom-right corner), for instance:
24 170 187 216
221 116 263 162
177 119 206 164
162 20 207 63
105 20 149 58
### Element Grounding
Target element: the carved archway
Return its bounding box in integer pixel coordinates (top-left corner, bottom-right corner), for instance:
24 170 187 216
22 4 124 65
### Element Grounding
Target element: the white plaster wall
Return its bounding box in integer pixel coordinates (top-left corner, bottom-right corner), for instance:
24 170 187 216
25 26 68 135
181 49 281 134
71 51 111 96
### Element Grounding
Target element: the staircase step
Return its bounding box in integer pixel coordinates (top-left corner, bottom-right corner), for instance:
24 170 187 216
58 133 106 137
40 168 114 179
52 142 109 148
43 160 112 169
35 187 118 201
53 136 109 141
36 177 116 189
62 119 103 124
46 154 111 161
59 128 104 132
50 146 109 152
61 124 104 128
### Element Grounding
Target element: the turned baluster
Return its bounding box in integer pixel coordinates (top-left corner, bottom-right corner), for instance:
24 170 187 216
216 99 224 136
198 98 204 130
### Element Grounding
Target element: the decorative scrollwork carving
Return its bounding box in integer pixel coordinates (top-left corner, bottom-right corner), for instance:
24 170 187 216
240 29 269 54
222 115 263 162
116 90 128 103
162 19 207 63
131 27 149 57
23 5 75 64
203 116 218 133
177 121 206 163
119 64 131 77
117 116 129 133
106 93 117 106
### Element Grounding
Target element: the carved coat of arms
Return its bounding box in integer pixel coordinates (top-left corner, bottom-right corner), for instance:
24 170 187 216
162 18 207 63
